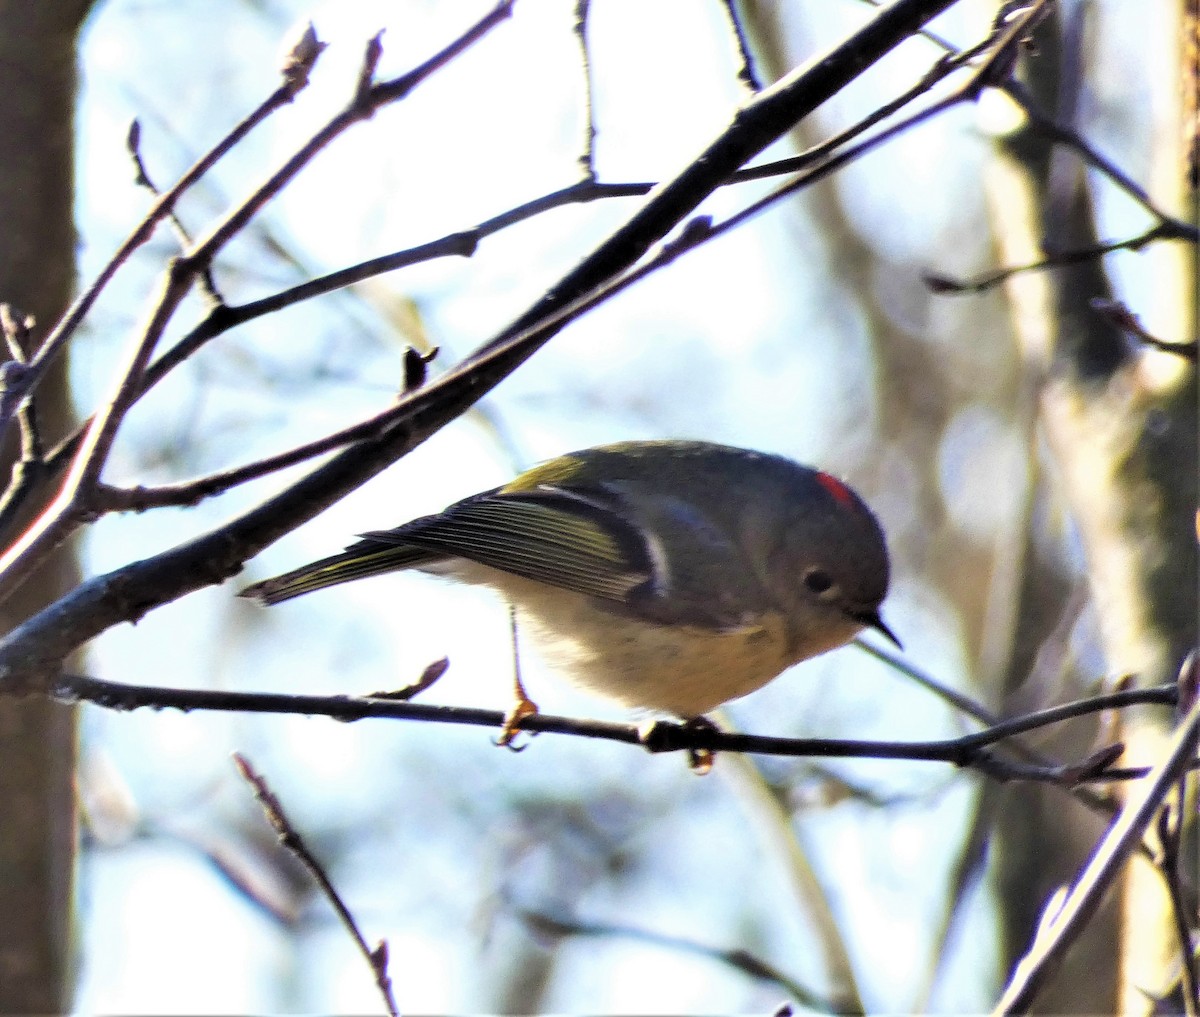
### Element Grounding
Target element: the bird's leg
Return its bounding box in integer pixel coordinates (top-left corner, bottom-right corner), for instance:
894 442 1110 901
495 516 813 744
496 604 539 750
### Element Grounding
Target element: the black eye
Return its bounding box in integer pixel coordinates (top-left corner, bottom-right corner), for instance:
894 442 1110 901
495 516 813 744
804 568 833 594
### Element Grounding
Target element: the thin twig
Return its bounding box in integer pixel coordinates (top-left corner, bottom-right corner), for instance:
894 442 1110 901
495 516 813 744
733 36 987 185
125 118 223 303
1091 298 1199 362
137 179 650 400
923 224 1180 294
0 306 43 464
717 0 762 94
233 753 400 1017
680 2 1065 265
915 37 1200 299
0 306 49 537
368 656 449 700
856 637 1003 725
1157 799 1199 1015
572 0 598 180
1003 79 1200 242
93 403 417 511
188 4 516 270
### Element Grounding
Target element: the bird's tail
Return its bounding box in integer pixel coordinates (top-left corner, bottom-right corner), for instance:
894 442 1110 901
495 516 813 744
240 540 438 605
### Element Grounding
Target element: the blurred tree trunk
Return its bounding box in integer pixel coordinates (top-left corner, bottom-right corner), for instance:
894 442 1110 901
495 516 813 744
987 6 1197 1013
0 2 95 1011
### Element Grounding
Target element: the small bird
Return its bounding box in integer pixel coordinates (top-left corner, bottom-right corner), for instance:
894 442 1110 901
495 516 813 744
241 440 898 727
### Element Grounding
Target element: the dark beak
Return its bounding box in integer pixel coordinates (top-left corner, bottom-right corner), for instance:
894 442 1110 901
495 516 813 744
858 609 902 650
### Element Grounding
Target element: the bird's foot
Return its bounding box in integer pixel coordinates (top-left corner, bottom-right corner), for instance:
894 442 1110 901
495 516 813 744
496 695 539 751
683 716 720 775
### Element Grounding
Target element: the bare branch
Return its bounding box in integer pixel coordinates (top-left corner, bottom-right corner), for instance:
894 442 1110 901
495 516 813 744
0 306 42 464
125 118 223 303
137 179 651 400
572 0 598 180
922 223 1186 294
716 0 763 94
186 3 515 270
1156 798 1199 1014
1091 298 1199 362
1003 79 1200 239
48 672 1178 787
234 753 399 1017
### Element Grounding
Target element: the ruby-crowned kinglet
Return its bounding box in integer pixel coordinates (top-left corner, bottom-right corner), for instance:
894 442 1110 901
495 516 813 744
241 440 898 718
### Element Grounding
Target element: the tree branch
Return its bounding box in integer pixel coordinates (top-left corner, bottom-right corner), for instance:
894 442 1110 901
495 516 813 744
234 753 399 1017
49 672 1178 787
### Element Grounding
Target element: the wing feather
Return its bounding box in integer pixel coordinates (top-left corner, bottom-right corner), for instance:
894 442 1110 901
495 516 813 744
360 488 652 603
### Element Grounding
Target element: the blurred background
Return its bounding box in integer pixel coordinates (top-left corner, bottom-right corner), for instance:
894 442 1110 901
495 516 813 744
39 0 1189 1011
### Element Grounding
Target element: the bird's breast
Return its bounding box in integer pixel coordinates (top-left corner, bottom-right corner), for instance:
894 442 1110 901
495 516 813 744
494 572 796 716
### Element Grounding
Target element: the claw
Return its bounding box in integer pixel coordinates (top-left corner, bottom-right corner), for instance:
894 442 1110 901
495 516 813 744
496 695 539 750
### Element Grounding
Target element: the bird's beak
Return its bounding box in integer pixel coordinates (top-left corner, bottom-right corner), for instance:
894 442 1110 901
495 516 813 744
859 610 902 650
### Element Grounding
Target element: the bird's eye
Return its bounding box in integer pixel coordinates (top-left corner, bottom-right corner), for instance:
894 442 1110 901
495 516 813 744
803 567 834 595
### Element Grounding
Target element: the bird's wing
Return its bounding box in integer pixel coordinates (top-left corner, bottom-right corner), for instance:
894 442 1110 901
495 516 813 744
360 482 764 632
358 486 653 604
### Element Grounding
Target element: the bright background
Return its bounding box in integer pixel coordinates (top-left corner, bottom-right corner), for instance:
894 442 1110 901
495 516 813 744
68 1 1177 1012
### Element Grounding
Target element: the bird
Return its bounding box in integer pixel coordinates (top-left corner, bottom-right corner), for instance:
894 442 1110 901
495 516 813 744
241 440 898 732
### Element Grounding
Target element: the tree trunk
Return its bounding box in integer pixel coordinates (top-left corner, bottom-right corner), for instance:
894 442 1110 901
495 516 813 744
0 3 94 1011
